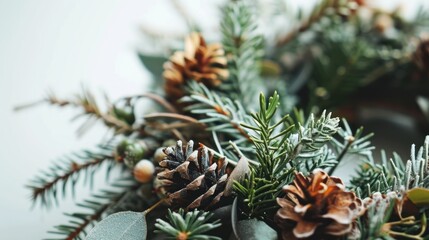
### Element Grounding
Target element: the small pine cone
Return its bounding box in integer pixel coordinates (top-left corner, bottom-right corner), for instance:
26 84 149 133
156 140 229 210
413 39 429 76
276 169 364 239
163 32 228 101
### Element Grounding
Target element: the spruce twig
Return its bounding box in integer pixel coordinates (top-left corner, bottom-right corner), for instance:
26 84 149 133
275 0 338 47
27 144 117 208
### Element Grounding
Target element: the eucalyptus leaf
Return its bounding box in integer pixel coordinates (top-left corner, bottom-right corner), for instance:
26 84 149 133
137 53 167 78
235 219 277 240
224 157 250 196
231 197 239 239
407 188 429 207
85 211 147 240
417 96 429 122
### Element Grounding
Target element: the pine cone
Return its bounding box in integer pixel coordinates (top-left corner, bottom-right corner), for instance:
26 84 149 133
163 32 228 101
276 169 364 239
156 140 229 210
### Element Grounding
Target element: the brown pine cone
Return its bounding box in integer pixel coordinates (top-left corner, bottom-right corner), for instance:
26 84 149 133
163 32 228 102
156 140 230 210
276 169 364 239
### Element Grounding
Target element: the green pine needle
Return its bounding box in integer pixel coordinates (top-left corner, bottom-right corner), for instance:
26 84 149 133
155 209 221 240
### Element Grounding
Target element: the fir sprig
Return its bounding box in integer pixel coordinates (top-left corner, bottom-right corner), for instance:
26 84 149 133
27 143 118 208
285 109 341 174
155 209 221 240
235 92 342 220
350 136 429 198
181 82 253 161
44 89 133 135
235 92 295 219
183 82 251 141
220 1 264 105
275 0 337 47
47 177 140 240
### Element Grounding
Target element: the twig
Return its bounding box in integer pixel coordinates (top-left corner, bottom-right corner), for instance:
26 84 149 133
329 135 355 175
144 112 205 127
275 0 337 47
30 158 113 206
123 93 179 114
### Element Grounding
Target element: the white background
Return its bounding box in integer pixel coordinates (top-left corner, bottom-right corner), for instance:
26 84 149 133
0 0 428 239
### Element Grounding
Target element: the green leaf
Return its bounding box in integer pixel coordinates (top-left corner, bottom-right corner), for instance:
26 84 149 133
137 53 167 78
417 96 429 122
235 219 277 240
86 211 147 240
231 197 239 239
407 188 429 207
225 156 250 196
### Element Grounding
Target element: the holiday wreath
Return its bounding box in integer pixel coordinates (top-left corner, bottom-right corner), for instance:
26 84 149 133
24 0 429 239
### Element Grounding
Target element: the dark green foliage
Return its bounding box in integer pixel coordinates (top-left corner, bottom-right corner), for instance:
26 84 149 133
155 209 221 240
234 92 294 219
270 1 429 112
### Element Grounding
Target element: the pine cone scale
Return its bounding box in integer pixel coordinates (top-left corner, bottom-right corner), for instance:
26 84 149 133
294 220 320 238
276 169 364 239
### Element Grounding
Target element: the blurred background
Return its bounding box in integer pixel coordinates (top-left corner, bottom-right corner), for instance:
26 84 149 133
0 0 428 239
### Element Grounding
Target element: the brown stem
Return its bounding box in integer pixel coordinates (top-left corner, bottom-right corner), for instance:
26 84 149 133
125 93 178 114
212 104 252 142
275 0 337 47
144 112 205 126
31 158 112 202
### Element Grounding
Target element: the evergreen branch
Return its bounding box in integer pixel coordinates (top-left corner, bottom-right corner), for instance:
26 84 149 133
220 1 264 105
47 178 140 240
235 93 342 219
275 0 338 47
350 136 429 198
182 82 252 141
28 143 118 208
155 209 221 240
236 92 296 219
182 82 254 161
329 118 375 175
288 110 340 174
45 89 132 135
